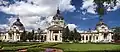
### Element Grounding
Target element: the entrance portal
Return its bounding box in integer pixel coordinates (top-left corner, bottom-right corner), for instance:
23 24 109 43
55 35 58 41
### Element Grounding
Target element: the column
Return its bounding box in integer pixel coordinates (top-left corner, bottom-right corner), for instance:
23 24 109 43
84 35 86 43
51 31 53 41
98 34 100 42
43 35 44 41
88 35 89 42
94 36 96 43
91 35 93 42
99 33 102 42
12 34 14 41
58 31 60 41
109 33 112 42
47 31 50 42
19 35 20 41
6 33 9 41
14 33 16 41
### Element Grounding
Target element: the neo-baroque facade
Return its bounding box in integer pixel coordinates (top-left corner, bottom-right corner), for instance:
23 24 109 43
0 9 114 43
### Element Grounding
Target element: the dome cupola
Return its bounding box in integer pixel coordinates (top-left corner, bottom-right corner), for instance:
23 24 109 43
53 8 64 20
11 17 25 31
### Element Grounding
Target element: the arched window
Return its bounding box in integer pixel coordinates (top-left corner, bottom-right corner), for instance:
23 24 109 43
55 35 58 41
86 36 88 40
89 36 92 40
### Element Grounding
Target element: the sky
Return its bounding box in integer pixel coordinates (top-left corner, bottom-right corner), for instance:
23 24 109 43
0 0 120 31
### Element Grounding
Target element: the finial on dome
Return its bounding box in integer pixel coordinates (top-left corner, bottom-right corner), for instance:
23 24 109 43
57 7 60 14
16 15 20 21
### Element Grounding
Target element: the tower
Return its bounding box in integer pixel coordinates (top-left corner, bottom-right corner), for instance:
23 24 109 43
46 8 65 42
96 17 108 32
11 17 25 31
50 8 65 27
7 16 25 42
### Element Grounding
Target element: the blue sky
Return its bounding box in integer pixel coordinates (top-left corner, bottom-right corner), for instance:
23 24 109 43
0 0 120 31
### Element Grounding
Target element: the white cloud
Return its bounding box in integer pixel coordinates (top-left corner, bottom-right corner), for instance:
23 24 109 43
0 24 8 29
81 0 94 9
81 0 97 14
0 24 8 32
81 0 120 14
106 0 120 11
82 18 88 20
67 24 77 31
0 0 9 5
0 0 75 16
0 0 76 30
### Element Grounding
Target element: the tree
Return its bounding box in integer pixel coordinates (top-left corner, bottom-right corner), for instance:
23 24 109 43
69 31 74 41
37 28 42 40
27 32 31 41
93 0 117 17
62 26 70 41
27 30 34 41
34 34 37 40
73 28 80 41
20 30 27 42
112 27 120 41
63 26 81 42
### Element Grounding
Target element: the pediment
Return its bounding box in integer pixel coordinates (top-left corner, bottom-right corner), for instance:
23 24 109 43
47 25 63 30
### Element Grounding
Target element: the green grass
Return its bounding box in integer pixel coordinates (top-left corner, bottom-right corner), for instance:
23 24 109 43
54 43 120 51
0 42 40 47
0 42 44 51
0 42 59 52
1 42 120 52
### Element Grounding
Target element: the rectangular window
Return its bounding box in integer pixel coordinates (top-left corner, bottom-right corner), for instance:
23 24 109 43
17 36 19 39
5 36 6 39
41 35 43 40
53 31 59 33
55 35 58 41
44 35 46 41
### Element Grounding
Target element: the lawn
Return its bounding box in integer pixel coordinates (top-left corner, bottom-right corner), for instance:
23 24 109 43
1 42 120 52
0 42 59 52
53 43 120 52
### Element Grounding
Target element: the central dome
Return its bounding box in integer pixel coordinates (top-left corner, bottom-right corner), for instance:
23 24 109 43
96 19 107 26
12 18 25 30
13 18 23 26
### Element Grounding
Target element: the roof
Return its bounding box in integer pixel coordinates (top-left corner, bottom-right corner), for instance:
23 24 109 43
12 18 25 30
53 9 64 20
13 18 23 26
96 21 107 26
47 25 64 31
96 18 107 27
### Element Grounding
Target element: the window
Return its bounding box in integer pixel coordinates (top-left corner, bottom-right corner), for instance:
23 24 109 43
96 36 98 40
82 36 84 40
102 27 105 29
55 22 59 24
53 31 59 33
86 36 88 40
104 33 108 39
41 35 43 40
55 35 58 41
5 36 6 39
44 35 46 41
17 36 19 39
